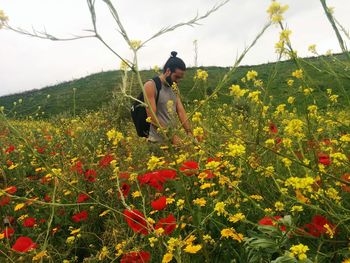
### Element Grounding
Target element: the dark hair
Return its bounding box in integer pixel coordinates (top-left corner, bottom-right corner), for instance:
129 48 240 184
163 51 186 73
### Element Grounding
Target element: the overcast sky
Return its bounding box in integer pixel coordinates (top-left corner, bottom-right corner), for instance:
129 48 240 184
0 0 349 97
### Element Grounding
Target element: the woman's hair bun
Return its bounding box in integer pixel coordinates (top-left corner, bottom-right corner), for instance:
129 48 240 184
170 51 177 57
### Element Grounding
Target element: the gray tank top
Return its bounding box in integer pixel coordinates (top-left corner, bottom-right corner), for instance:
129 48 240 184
148 79 177 142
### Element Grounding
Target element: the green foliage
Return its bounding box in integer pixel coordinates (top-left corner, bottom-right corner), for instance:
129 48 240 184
1 53 349 119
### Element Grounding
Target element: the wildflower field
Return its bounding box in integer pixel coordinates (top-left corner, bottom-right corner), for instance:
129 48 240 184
1 1 350 263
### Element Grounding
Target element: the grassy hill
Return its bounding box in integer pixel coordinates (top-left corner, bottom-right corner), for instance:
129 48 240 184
1 52 349 118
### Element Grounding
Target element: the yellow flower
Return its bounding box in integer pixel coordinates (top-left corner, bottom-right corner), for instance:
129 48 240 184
14 203 25 211
229 85 248 97
98 246 109 260
99 210 110 217
287 96 295 104
250 195 263 201
184 244 202 254
292 69 303 79
194 69 209 81
200 183 215 190
254 79 264 88
132 191 141 198
279 29 292 42
106 129 124 145
176 199 185 210
290 243 309 261
325 187 341 203
267 1 289 23
285 176 314 192
275 104 286 114
329 94 339 103
324 224 335 239
153 65 160 73
246 70 258 81
66 236 76 244
291 205 303 213
214 202 227 216
308 44 317 54
287 79 294 87
193 198 207 207
129 40 141 50
149 237 158 248
340 134 350 142
281 158 292 168
247 91 261 103
226 143 245 157
120 60 128 71
221 228 244 242
0 9 8 29
203 234 215 244
70 228 81 235
192 112 202 122
147 156 165 170
228 213 245 223
162 252 173 263
32 250 48 261
274 201 285 211
330 152 347 166
284 119 304 139
193 127 204 137
303 88 313 95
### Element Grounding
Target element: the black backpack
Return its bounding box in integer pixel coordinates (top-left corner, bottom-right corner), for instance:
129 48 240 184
131 76 162 137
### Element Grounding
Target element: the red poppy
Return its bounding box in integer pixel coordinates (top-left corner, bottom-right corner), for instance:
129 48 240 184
340 173 350 192
179 161 199 176
202 170 215 179
77 193 90 203
99 154 114 167
44 194 51 203
207 157 221 163
40 176 52 185
151 196 167 211
12 236 37 252
123 209 149 235
258 216 286 232
155 214 177 235
36 146 45 154
322 138 331 145
3 227 15 238
275 137 282 145
23 217 36 228
318 153 331 166
71 161 83 175
118 183 130 199
5 186 17 195
5 145 16 154
304 215 336 237
158 169 177 180
84 169 97 182
119 172 130 180
269 122 278 134
71 210 88 223
121 251 151 263
138 169 177 191
0 196 11 207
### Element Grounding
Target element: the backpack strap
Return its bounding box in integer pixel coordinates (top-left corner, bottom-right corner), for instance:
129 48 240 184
152 76 162 105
